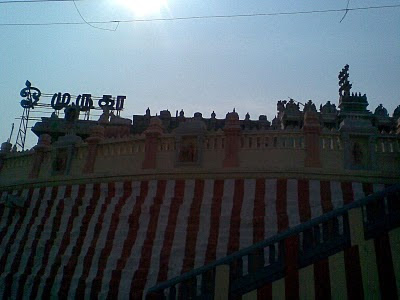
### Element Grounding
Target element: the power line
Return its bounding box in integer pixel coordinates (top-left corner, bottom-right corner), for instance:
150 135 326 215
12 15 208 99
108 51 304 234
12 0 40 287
340 0 351 23
0 0 83 3
0 4 399 26
72 0 119 31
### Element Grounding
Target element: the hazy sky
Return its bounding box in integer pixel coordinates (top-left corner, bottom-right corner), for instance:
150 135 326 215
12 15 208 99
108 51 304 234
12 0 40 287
1 0 399 148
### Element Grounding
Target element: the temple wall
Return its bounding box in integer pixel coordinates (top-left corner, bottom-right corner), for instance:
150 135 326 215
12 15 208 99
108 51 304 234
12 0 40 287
0 131 399 189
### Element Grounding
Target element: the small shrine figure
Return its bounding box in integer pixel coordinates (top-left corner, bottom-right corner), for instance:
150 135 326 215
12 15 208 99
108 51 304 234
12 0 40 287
179 142 197 162
64 103 80 123
99 106 110 123
338 64 352 97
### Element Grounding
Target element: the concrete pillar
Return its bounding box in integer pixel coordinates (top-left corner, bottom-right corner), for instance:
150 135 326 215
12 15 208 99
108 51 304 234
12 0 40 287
223 111 241 168
83 125 104 174
214 264 230 300
29 134 51 179
303 111 322 167
142 117 163 169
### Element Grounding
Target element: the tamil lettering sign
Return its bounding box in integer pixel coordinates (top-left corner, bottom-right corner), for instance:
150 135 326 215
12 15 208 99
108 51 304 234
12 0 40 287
20 81 126 112
51 93 126 111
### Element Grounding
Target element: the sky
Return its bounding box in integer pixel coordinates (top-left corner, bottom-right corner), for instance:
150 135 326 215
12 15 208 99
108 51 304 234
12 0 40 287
1 0 399 149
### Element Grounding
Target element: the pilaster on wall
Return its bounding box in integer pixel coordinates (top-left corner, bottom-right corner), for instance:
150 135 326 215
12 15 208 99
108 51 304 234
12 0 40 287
0 141 12 173
29 134 51 179
303 111 322 168
223 111 241 168
142 117 163 169
83 125 104 174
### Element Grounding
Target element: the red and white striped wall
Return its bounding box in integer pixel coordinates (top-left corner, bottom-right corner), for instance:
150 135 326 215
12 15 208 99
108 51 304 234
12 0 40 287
0 179 385 299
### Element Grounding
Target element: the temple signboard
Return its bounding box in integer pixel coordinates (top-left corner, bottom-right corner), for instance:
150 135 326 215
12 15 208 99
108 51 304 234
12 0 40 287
20 80 126 112
51 93 126 111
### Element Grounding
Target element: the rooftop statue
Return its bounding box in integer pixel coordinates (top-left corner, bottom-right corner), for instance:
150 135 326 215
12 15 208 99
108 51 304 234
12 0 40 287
393 105 400 119
320 101 337 114
303 100 317 113
285 98 300 113
338 64 352 97
277 100 286 113
64 103 80 123
99 106 110 123
374 104 389 117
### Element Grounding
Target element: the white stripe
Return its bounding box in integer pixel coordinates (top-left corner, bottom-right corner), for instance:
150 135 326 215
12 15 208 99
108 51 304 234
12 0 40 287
143 180 176 294
49 184 94 297
194 179 215 269
0 189 30 259
0 189 31 299
93 181 141 299
67 183 113 298
287 179 300 228
117 180 159 300
352 182 365 201
330 181 344 209
217 179 234 257
36 184 79 298
309 180 322 219
264 179 277 238
240 179 256 250
26 186 66 297
0 190 12 236
84 182 124 299
10 186 53 299
165 180 195 283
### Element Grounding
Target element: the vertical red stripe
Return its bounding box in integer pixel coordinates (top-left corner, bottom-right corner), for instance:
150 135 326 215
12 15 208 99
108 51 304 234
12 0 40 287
30 186 71 300
58 183 102 298
16 186 60 300
341 182 354 205
181 180 205 273
42 184 87 300
157 180 186 282
90 181 133 300
297 179 311 223
227 179 245 254
129 180 167 299
253 179 265 244
344 246 364 299
104 181 149 300
0 189 32 274
314 258 331 299
320 181 333 213
276 179 288 232
205 180 224 264
74 183 116 298
374 234 398 299
2 187 45 300
284 235 299 300
0 189 25 245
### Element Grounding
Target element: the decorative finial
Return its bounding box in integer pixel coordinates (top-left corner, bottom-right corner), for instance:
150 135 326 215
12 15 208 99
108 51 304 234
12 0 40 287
338 64 352 97
20 80 41 109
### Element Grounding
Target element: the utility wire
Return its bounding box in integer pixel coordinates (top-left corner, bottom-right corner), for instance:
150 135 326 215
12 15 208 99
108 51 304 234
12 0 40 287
0 0 84 3
0 4 399 26
72 0 119 31
340 0 351 23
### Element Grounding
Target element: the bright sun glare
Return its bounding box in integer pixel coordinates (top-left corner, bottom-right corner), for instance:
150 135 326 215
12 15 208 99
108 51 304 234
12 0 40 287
116 0 168 16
